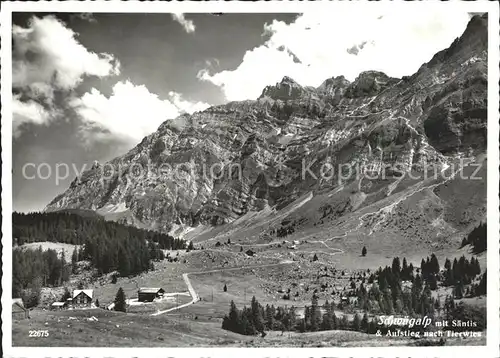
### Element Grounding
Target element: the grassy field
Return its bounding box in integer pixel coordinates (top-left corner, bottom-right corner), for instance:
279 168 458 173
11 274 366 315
228 329 486 347
12 309 250 347
88 259 189 307
183 265 302 320
12 308 486 347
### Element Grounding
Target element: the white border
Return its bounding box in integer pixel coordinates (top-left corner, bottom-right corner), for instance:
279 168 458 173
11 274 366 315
1 1 499 358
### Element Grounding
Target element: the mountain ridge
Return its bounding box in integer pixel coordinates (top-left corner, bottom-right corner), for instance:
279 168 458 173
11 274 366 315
46 14 488 249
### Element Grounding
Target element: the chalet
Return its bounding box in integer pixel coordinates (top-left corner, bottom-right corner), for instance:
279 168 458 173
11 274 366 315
138 287 165 302
12 298 29 320
72 289 93 307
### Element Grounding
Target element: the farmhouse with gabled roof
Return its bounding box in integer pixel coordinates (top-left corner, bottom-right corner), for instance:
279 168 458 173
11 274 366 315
72 289 93 307
138 287 165 302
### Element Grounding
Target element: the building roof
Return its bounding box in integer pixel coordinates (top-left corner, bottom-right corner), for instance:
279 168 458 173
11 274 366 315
138 287 164 294
12 299 27 313
51 302 66 306
73 289 93 299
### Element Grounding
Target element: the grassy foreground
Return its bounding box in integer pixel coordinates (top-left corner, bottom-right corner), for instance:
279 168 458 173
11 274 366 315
12 308 485 347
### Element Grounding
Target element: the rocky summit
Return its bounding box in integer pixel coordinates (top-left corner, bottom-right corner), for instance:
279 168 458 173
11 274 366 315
46 14 487 248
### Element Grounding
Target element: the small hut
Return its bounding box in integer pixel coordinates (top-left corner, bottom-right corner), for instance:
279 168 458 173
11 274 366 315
138 288 165 302
12 298 29 320
51 301 67 310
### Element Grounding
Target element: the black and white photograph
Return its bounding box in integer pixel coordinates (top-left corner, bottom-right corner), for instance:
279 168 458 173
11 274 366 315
2 1 499 356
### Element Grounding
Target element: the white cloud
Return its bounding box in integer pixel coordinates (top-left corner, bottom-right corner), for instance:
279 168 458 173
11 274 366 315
168 91 210 114
12 15 120 136
13 15 120 95
71 81 210 144
12 15 210 145
171 13 196 34
198 9 471 101
12 95 52 137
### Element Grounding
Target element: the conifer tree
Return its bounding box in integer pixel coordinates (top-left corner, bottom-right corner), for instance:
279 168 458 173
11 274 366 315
430 254 440 275
420 258 427 277
251 296 265 333
240 308 251 334
321 312 332 330
352 313 362 331
428 273 438 290
265 304 274 330
243 307 256 335
392 257 401 276
454 281 464 299
361 312 369 333
114 287 127 312
71 247 78 267
362 246 367 257
402 257 409 280
408 263 415 279
310 296 321 331
228 300 240 332
298 318 306 332
61 287 71 302
304 305 311 330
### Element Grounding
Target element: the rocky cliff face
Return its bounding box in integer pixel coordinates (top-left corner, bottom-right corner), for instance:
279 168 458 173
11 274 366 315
46 15 488 242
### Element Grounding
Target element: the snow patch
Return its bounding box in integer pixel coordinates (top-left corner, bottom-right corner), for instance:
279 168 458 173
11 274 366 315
97 202 128 214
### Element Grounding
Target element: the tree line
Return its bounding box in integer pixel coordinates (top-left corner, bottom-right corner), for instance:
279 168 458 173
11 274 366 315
13 247 71 308
223 295 485 337
357 254 484 316
13 211 187 277
13 211 185 250
222 296 383 336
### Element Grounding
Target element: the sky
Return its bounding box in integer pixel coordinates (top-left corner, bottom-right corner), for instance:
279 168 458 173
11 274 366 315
11 10 474 212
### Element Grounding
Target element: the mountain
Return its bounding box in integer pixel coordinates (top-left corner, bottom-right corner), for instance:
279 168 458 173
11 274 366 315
46 14 487 251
